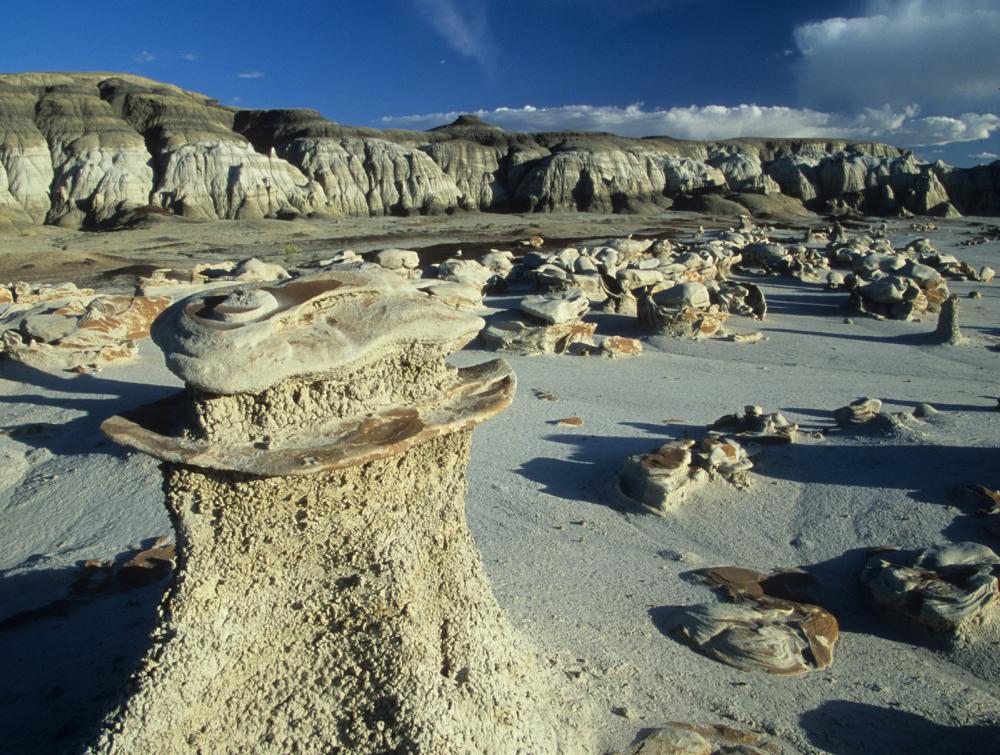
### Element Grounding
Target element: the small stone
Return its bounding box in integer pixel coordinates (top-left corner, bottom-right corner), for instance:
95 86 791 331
554 417 584 427
727 332 765 344
912 403 938 418
611 705 634 720
968 290 982 299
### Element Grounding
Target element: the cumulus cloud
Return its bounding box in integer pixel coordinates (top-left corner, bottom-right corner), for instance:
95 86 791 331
413 0 496 65
237 71 265 79
793 0 1000 112
380 102 1000 147
970 151 999 162
132 50 156 63
181 52 199 61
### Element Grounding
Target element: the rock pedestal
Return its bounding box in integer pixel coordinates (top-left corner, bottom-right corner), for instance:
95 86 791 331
934 294 963 344
96 266 585 753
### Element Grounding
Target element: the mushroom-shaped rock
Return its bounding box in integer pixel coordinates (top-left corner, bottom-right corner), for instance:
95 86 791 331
149 265 483 396
861 543 1000 635
96 266 587 753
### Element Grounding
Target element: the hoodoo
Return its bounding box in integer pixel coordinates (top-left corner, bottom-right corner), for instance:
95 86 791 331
95 265 587 753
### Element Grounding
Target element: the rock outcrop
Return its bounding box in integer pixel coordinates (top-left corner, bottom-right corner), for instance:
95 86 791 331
672 565 839 675
96 266 588 753
0 284 169 370
1 72 999 229
861 543 999 636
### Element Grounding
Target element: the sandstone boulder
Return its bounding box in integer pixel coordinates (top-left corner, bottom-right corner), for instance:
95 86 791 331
862 543 1000 635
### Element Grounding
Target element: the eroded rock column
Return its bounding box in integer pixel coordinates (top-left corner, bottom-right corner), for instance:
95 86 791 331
96 267 586 753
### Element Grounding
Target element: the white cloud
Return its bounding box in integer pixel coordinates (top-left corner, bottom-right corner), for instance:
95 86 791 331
380 102 1000 147
793 0 1000 112
181 52 199 61
413 0 495 65
237 71 265 79
133 50 156 63
970 151 999 161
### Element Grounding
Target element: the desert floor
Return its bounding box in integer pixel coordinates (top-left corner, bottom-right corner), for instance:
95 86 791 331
1 211 998 754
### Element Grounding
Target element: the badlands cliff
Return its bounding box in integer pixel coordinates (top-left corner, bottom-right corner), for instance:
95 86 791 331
0 72 997 231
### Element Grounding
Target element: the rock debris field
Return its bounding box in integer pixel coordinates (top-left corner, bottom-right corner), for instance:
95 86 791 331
0 211 998 754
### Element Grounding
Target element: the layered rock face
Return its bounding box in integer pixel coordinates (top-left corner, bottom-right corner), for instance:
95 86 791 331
0 72 998 229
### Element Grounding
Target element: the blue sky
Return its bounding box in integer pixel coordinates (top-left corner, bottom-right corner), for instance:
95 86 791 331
5 0 999 166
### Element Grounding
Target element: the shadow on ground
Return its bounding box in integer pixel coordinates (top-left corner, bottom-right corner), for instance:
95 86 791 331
800 699 1000 755
518 422 702 502
0 556 167 753
0 360 178 458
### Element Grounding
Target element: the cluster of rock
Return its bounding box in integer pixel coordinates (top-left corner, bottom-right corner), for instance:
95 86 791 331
95 267 588 752
0 280 169 370
730 221 991 326
2 73 998 231
829 235 993 321
418 234 769 353
674 566 839 675
615 406 795 515
138 256 291 298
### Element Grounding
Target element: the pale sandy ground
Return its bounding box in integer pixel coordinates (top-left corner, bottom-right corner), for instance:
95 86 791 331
0 212 998 753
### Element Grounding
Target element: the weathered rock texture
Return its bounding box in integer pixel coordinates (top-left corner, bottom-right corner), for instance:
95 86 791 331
0 290 169 370
97 267 586 753
623 721 783 754
95 432 578 753
673 565 839 676
2 73 998 229
861 543 999 636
